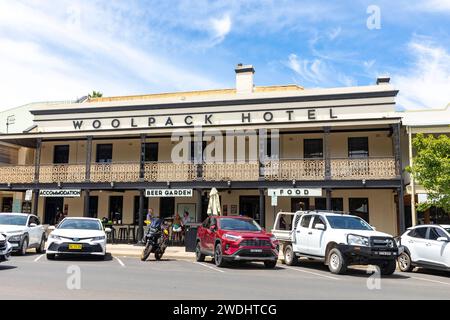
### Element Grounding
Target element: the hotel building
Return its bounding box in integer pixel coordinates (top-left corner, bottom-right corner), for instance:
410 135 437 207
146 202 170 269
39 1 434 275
0 65 406 237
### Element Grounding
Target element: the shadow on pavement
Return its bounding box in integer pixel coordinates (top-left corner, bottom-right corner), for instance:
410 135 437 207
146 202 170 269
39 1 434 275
0 265 18 270
52 253 113 262
413 268 450 278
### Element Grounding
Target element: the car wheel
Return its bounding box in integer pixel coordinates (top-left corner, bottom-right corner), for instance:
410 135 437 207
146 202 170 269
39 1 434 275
19 237 28 256
379 259 397 275
398 252 414 272
46 253 56 260
36 235 46 254
195 242 205 262
327 248 347 274
214 243 226 267
283 244 298 266
264 260 277 269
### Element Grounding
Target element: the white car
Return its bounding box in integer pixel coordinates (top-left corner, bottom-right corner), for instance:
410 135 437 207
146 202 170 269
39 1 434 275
397 224 450 272
0 233 13 262
46 217 109 260
0 213 46 255
272 211 399 275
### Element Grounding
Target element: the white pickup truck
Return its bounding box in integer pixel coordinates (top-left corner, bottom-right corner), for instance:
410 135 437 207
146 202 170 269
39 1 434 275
272 210 399 275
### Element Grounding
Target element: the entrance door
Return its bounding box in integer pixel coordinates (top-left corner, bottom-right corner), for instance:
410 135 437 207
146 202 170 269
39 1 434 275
44 197 64 225
239 196 260 222
133 196 149 224
291 198 310 212
109 196 123 221
160 197 175 219
89 196 99 218
1 197 13 212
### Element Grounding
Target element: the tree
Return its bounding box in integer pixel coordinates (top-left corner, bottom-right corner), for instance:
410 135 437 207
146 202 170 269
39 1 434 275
88 90 103 98
407 133 450 212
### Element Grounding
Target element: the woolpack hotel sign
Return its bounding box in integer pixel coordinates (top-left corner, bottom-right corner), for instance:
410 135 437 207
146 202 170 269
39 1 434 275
68 108 340 131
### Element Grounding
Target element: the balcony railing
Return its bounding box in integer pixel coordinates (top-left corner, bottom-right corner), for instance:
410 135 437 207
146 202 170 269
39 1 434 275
0 157 398 184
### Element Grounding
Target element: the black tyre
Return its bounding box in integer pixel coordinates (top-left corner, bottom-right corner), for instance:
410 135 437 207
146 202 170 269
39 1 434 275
264 260 277 269
155 251 163 261
36 235 46 254
195 242 206 262
214 243 226 267
141 244 152 261
46 253 56 260
283 244 298 266
327 248 348 274
398 252 414 272
379 259 397 275
19 237 28 256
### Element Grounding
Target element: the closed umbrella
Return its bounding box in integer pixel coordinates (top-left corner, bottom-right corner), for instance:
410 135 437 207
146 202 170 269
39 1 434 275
207 188 221 216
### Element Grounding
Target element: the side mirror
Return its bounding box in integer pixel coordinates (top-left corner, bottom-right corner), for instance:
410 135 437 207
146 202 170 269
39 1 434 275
437 237 449 242
29 223 37 228
105 228 112 233
48 226 55 231
315 223 325 230
210 225 216 231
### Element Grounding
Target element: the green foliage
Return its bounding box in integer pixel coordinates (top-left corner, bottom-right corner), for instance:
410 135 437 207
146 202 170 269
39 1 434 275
88 90 103 98
407 133 450 212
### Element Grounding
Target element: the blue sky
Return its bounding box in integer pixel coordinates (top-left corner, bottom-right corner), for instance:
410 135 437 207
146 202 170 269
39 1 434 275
0 0 449 110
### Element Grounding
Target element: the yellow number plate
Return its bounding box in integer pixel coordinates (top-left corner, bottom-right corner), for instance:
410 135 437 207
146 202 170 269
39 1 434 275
68 244 82 250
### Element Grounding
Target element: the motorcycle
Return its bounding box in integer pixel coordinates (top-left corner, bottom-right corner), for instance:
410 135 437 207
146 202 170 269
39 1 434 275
140 218 169 261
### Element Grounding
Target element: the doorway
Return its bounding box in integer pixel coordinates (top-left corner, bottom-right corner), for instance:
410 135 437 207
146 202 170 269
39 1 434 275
159 197 175 219
133 196 149 224
239 196 260 222
291 198 310 212
1 197 13 212
44 197 64 225
89 196 99 218
109 196 123 221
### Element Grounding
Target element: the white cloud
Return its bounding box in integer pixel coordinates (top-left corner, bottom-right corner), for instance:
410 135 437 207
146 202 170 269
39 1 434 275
209 14 232 44
416 0 450 12
328 27 341 40
393 39 450 109
0 1 223 110
286 53 356 87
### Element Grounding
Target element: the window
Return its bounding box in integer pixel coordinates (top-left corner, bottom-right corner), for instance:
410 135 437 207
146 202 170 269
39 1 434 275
300 215 313 228
53 145 69 164
348 137 369 158
314 198 344 211
96 144 113 163
28 216 39 226
190 141 207 161
349 198 369 222
210 217 217 228
144 143 158 162
326 216 373 230
428 227 448 241
408 227 427 239
304 139 323 158
202 217 210 228
312 216 326 229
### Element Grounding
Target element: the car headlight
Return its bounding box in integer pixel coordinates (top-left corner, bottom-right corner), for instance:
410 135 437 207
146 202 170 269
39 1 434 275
92 236 106 241
347 234 369 246
8 234 22 242
49 234 62 240
223 234 241 242
270 235 278 243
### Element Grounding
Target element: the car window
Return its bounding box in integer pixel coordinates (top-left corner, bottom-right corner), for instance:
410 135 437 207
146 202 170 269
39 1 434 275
29 216 39 226
58 219 102 230
210 217 217 227
202 218 210 228
326 215 373 230
0 214 28 226
409 227 427 239
300 215 313 228
428 227 448 241
219 218 261 231
312 216 326 229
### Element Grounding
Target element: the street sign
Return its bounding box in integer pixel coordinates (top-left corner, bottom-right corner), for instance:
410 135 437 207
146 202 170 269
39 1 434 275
271 195 278 206
25 189 33 201
39 189 81 197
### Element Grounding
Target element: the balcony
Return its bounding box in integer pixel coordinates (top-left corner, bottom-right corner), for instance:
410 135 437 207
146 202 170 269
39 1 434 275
0 157 398 184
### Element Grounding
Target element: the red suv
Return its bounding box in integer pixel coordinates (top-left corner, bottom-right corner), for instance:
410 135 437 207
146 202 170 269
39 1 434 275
196 216 279 268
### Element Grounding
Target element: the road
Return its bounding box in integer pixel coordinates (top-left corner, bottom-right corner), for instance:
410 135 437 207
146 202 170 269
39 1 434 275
1 253 450 299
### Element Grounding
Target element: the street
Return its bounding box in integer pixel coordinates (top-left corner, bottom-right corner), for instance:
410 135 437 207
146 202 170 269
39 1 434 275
1 253 450 300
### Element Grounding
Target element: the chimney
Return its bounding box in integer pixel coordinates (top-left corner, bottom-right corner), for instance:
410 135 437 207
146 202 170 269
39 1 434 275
235 63 255 94
376 76 390 85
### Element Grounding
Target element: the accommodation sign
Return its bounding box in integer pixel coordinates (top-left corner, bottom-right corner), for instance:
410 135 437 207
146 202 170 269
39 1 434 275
39 189 81 197
268 188 322 197
145 189 193 197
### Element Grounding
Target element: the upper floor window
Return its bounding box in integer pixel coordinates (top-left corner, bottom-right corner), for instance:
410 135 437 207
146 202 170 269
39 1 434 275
304 139 323 158
348 137 369 158
144 143 158 162
53 145 69 164
96 144 112 163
